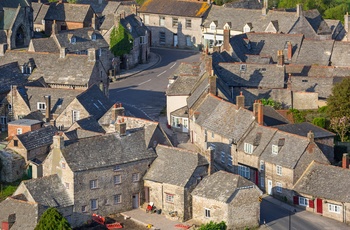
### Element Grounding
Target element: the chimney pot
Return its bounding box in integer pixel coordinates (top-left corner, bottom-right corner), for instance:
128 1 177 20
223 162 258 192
307 130 315 143
236 92 245 109
253 100 263 125
342 153 349 169
223 29 230 51
115 120 126 135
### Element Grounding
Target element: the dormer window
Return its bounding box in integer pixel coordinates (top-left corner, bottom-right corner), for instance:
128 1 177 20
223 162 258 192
243 23 252 33
244 143 253 154
91 34 97 41
127 25 132 33
272 144 279 154
70 36 76 44
240 64 247 72
37 102 46 111
210 21 217 30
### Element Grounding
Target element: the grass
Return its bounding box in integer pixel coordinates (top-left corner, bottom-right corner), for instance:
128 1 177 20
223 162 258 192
0 184 19 202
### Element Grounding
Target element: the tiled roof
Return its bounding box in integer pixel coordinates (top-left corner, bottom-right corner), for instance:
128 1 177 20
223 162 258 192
62 131 157 172
262 106 290 126
293 161 350 203
170 106 188 118
273 122 335 138
166 76 199 96
17 125 57 151
139 0 210 17
21 174 73 207
293 39 334 66
191 171 257 203
0 62 27 94
101 1 121 15
144 145 208 187
45 2 91 22
79 0 110 14
173 62 203 77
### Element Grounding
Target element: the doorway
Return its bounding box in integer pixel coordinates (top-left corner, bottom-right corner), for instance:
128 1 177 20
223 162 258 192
182 118 188 132
267 179 272 195
316 198 323 214
132 193 139 209
173 34 178 47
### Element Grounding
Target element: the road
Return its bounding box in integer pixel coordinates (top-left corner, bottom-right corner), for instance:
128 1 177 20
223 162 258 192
109 48 201 121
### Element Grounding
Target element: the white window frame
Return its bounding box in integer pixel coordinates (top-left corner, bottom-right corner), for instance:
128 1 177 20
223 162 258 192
276 165 282 176
221 152 225 163
159 16 165 26
299 197 308 207
328 204 341 213
260 160 265 171
244 142 253 154
227 155 232 167
276 182 282 193
90 179 98 189
132 173 140 182
205 208 210 218
16 128 22 135
91 199 98 210
165 193 174 203
114 175 121 185
272 144 279 154
37 102 46 110
172 17 178 27
72 110 80 123
114 194 122 204
238 164 250 179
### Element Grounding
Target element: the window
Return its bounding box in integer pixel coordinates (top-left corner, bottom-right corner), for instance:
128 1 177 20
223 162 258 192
0 116 7 125
221 152 225 163
140 36 146 44
37 102 46 110
65 183 69 189
328 204 341 213
272 144 279 154
227 155 232 167
240 64 247 72
90 180 98 189
114 165 122 171
244 143 253 154
132 173 140 182
99 48 102 56
211 132 214 138
70 37 76 44
91 199 98 210
185 19 191 28
172 18 178 27
72 110 80 123
186 36 192 47
114 175 121 185
14 140 18 147
172 116 181 128
61 162 66 169
144 14 149 24
159 16 165 26
302 79 308 82
276 182 282 193
276 165 282 176
114 194 122 204
205 208 210 218
238 165 250 179
260 176 265 188
166 193 174 203
91 34 97 41
210 23 216 30
299 197 308 206
16 128 22 135
159 32 166 45
260 160 265 171
82 205 87 212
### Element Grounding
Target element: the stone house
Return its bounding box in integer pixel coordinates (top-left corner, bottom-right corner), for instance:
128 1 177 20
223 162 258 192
293 160 350 225
0 0 33 50
143 145 208 221
32 2 50 33
42 117 171 227
191 171 262 229
138 0 210 49
7 119 42 139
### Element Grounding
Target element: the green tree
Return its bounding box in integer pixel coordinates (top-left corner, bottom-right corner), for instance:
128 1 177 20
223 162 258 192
35 207 71 230
67 0 77 3
261 98 282 110
48 0 58 2
110 24 133 57
199 221 227 230
327 78 350 118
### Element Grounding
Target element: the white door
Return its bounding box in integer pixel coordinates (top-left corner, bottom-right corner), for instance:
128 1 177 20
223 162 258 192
173 34 178 47
182 118 188 132
267 180 272 195
132 194 139 209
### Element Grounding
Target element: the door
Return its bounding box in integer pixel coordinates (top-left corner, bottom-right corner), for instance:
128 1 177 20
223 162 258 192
267 179 272 195
316 198 323 214
132 193 139 209
173 34 178 47
182 118 188 132
144 187 150 204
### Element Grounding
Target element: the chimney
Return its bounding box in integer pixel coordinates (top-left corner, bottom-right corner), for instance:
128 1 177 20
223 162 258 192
112 103 125 121
207 146 215 175
208 76 217 95
236 91 245 109
0 43 7 56
253 100 263 125
287 73 292 90
287 41 292 60
115 119 126 135
53 133 64 149
206 56 213 75
114 14 120 28
277 50 284 66
88 48 96 62
223 29 230 51
297 4 303 17
92 14 97 30
207 0 211 4
262 0 268 15
52 20 58 35
44 95 51 122
342 153 349 169
60 47 66 58
307 130 314 142
345 12 350 41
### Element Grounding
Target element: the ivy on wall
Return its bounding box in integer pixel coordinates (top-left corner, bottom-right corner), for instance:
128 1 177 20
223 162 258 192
110 24 133 57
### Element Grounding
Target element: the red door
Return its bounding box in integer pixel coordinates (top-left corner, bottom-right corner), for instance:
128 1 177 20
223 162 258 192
316 198 323 214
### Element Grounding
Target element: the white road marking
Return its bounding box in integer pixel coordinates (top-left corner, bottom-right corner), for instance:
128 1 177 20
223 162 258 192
170 62 177 69
138 79 151 86
157 70 166 77
116 88 129 93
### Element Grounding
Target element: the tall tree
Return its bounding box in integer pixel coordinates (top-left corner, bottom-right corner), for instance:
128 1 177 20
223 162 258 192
35 207 72 230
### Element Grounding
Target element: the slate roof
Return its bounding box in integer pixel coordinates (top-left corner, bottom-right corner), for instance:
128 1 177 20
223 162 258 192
194 94 255 143
186 74 209 109
139 0 210 18
273 122 335 139
100 3 135 30
191 171 256 203
293 161 350 203
262 106 290 126
63 128 102 140
76 84 113 120
144 145 208 187
101 1 121 15
0 62 27 94
0 0 29 8
173 62 203 77
32 2 50 24
17 125 57 151
170 106 188 118
70 116 106 133
79 0 110 14
293 39 334 66
30 37 60 53
330 41 350 67
216 63 285 88
120 14 148 39
21 174 73 207
23 110 45 121
0 51 97 86
166 76 199 96
45 3 92 22
8 119 42 126
62 131 157 172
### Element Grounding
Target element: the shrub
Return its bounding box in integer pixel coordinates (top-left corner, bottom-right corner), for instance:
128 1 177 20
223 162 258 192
312 117 326 128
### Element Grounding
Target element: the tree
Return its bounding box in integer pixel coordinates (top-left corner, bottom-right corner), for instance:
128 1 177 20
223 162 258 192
110 24 133 57
35 207 72 230
67 0 77 3
330 116 350 142
199 221 227 230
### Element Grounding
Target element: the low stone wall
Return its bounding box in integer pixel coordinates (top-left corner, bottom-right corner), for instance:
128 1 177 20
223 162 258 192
0 150 25 182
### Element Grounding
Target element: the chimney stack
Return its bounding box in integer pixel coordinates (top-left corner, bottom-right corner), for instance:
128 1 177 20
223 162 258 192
205 56 213 75
342 153 349 169
277 50 284 66
92 14 97 30
60 47 66 58
287 41 292 60
345 12 350 41
208 76 217 95
52 20 58 35
44 95 51 122
0 43 7 56
112 103 125 121
236 91 245 109
207 146 215 175
88 48 96 62
262 0 268 15
223 29 230 51
307 130 314 143
297 4 303 17
115 119 126 135
253 100 263 125
53 133 64 149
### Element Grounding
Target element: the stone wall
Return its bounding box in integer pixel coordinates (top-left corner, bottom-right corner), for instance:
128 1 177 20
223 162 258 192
7 88 32 120
291 76 333 98
192 195 228 225
293 91 318 110
55 98 90 130
0 150 25 182
8 5 33 49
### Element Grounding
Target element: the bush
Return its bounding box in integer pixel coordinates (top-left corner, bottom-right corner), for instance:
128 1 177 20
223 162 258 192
312 117 326 128
35 207 71 230
199 221 227 230
110 24 133 57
